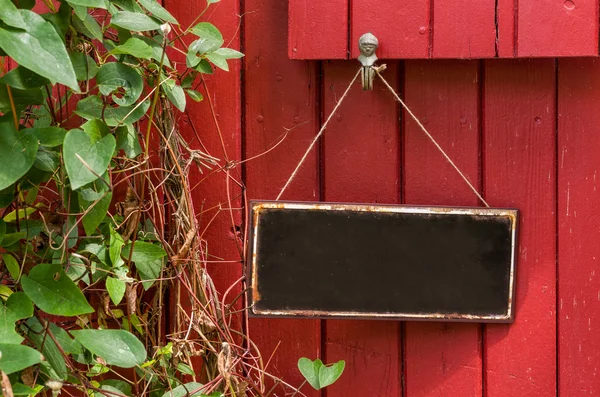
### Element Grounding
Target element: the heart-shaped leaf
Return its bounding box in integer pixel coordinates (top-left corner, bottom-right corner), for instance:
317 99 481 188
111 11 162 31
21 263 94 316
0 118 38 190
71 329 147 368
75 95 150 126
318 360 345 388
106 276 126 305
160 382 205 397
298 358 345 390
298 357 323 390
26 317 67 379
63 128 116 190
137 0 178 24
122 241 166 290
97 62 143 107
0 10 78 90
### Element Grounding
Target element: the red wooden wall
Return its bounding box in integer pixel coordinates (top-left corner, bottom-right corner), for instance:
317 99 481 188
169 0 600 395
289 0 599 59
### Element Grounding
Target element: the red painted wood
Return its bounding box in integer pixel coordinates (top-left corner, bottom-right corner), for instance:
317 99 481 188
484 59 556 396
322 61 401 396
433 0 496 58
168 0 244 368
244 0 321 394
403 60 482 397
558 58 600 396
288 0 348 59
496 0 516 57
350 0 429 59
517 0 598 56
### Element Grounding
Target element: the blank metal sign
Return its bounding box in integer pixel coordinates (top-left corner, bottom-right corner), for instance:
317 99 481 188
247 201 518 322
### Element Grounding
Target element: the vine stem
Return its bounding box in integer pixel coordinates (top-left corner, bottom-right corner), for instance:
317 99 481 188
0 57 19 130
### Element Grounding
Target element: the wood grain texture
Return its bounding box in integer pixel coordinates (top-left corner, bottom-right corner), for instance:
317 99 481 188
432 0 496 58
558 58 600 396
350 0 429 59
517 0 598 56
322 61 401 396
484 59 556 396
403 60 482 397
496 0 516 57
288 0 348 59
244 0 321 394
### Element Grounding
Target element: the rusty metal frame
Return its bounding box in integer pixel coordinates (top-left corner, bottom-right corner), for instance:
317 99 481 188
246 201 519 323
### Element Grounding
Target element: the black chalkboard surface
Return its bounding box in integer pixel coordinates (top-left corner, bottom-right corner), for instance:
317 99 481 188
247 201 518 322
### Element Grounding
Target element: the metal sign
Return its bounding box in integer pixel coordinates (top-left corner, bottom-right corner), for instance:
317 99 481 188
247 201 518 322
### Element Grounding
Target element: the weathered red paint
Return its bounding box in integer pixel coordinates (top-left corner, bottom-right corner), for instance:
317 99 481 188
403 60 483 397
244 0 321 393
484 59 557 396
558 58 600 396
289 0 600 58
288 0 348 59
322 61 401 397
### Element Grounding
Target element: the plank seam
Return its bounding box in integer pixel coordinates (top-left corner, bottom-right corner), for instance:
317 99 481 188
479 59 488 397
554 58 560 397
494 0 499 57
429 0 434 58
397 61 406 397
513 0 518 57
318 61 326 397
347 0 352 59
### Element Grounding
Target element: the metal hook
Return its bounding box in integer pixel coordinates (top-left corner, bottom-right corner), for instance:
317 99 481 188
358 33 379 90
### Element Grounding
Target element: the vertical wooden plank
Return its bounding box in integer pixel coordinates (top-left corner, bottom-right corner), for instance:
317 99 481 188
496 0 516 57
558 58 600 396
288 0 348 59
350 0 429 59
322 61 401 396
244 0 321 394
484 59 556 396
403 60 482 397
433 1 496 58
517 0 597 56
168 0 243 343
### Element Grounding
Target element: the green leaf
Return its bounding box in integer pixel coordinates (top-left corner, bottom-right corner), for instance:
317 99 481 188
98 385 126 397
122 241 166 289
110 226 125 267
0 344 43 374
23 127 67 147
80 192 112 236
163 79 186 112
0 0 27 29
318 360 345 388
176 362 195 376
0 84 43 113
33 149 59 172
0 66 49 89
63 128 116 190
106 276 126 305
72 4 88 20
71 329 147 368
2 205 39 223
136 35 171 67
0 119 38 191
0 292 33 345
297 358 345 390
194 59 213 74
11 383 43 396
0 219 5 246
99 380 132 396
81 118 110 141
161 382 205 397
186 89 203 102
48 322 83 355
26 317 67 380
214 47 244 59
205 52 228 71
66 0 108 8
75 95 150 126
138 0 177 23
66 254 90 285
70 52 99 81
298 358 322 390
111 37 153 59
97 62 143 107
115 124 142 158
0 10 78 90
21 263 94 316
42 1 72 39
189 22 223 53
111 11 162 31
73 11 103 41
109 0 143 12
2 254 20 280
